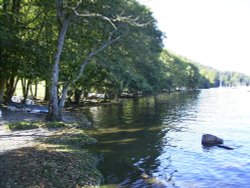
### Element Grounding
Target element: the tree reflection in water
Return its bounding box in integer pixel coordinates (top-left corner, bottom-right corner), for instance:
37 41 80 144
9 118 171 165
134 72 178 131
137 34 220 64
84 91 200 187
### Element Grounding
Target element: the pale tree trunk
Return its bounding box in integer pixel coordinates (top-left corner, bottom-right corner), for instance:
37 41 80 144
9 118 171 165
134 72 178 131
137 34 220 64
29 81 38 99
47 17 70 121
47 33 119 121
29 84 34 98
21 79 31 103
33 82 38 99
47 0 121 121
58 84 69 118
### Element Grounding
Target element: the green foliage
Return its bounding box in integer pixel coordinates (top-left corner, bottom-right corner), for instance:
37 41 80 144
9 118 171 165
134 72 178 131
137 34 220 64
197 64 250 88
0 0 164 104
7 122 40 131
2 0 249 108
220 71 250 87
160 50 250 89
199 67 220 88
57 0 164 97
160 50 201 90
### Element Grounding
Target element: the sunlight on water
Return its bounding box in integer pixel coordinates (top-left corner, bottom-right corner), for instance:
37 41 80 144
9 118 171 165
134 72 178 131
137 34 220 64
85 88 250 188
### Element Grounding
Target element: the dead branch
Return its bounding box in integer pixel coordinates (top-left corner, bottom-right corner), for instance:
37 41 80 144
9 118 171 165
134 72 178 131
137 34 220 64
70 0 152 29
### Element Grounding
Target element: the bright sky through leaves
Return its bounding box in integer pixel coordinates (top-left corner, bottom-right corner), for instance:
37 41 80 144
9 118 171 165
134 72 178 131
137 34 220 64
139 0 250 75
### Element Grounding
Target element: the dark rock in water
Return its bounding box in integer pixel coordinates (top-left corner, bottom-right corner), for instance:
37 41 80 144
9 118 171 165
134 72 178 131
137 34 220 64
202 134 236 150
202 134 224 146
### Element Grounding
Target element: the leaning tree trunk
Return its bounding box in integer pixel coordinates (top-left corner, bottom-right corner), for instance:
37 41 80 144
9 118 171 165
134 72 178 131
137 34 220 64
47 16 69 121
47 0 120 121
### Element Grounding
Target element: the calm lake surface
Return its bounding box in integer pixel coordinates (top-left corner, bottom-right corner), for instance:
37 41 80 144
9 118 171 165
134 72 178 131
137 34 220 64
84 88 250 188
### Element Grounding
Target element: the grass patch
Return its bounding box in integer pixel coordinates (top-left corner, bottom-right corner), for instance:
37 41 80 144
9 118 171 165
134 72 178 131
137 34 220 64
6 121 78 131
7 121 40 131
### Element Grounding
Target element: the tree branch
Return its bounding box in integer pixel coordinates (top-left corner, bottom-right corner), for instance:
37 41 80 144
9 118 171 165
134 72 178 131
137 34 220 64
72 33 120 85
73 10 118 30
70 0 152 29
57 31 120 109
55 0 64 25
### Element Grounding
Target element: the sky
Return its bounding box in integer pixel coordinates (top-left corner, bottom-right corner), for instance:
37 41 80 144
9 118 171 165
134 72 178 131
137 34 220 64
138 0 250 75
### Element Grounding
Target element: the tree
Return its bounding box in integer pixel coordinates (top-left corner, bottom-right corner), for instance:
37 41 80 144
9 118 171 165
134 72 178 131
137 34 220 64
0 0 54 103
47 0 157 121
160 50 202 90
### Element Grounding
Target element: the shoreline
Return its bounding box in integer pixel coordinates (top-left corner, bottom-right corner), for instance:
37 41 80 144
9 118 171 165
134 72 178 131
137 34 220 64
0 109 103 187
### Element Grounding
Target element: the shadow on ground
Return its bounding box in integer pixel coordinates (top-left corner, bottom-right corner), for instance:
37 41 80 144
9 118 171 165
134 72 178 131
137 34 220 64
0 129 103 188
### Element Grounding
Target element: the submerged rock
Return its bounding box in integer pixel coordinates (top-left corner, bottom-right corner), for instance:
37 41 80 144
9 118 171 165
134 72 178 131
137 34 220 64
202 134 224 146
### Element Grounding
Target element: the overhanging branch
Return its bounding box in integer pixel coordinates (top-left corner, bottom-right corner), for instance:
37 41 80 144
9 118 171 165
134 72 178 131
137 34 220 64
72 33 121 85
70 0 152 29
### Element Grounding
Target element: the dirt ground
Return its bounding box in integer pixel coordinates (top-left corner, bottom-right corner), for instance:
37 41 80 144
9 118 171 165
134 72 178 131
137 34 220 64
0 109 103 187
0 110 55 154
0 106 93 154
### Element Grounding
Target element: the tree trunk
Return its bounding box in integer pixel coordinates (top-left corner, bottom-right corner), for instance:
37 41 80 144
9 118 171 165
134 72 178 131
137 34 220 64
83 89 89 101
47 16 69 121
29 82 38 99
74 89 82 104
21 79 27 100
47 0 120 121
44 80 51 101
0 79 5 107
21 79 31 104
5 76 18 103
58 84 69 118
29 84 34 98
34 82 38 99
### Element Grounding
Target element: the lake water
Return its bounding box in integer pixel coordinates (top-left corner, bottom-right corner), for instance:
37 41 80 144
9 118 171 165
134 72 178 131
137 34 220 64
84 88 250 188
